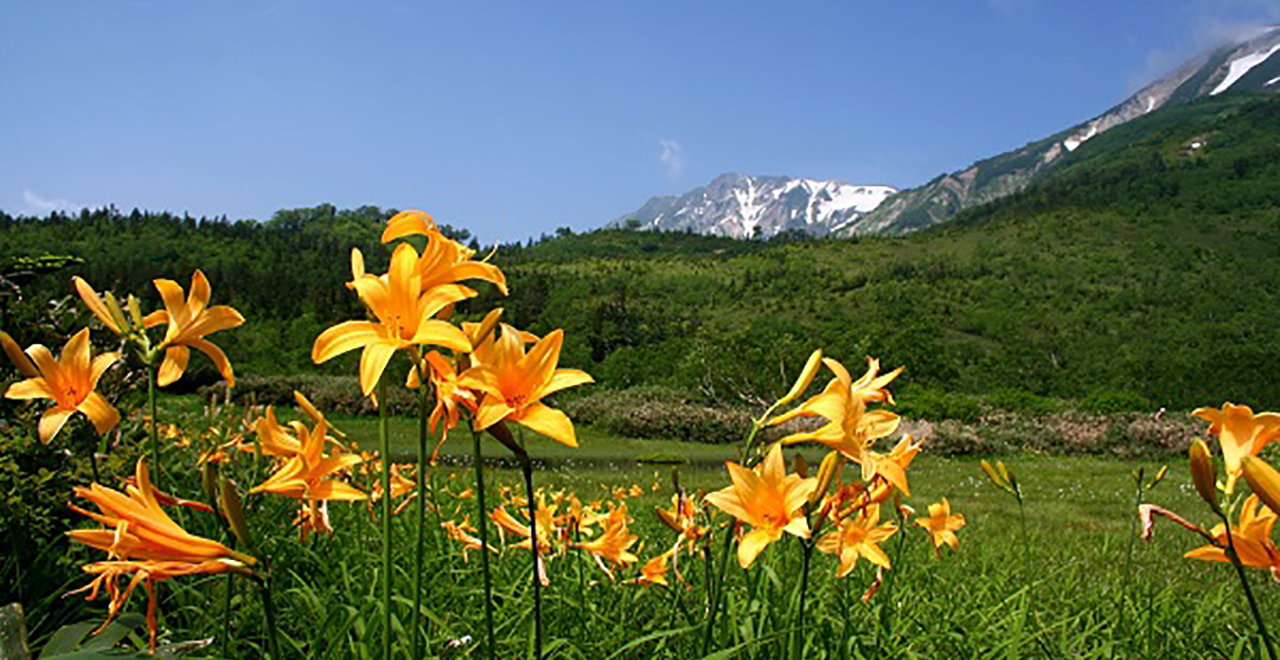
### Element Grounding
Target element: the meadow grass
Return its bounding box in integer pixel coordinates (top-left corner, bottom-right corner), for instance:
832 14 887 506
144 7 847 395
113 400 1280 659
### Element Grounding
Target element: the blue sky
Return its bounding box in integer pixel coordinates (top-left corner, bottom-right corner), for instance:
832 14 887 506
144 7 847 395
2 0 1279 240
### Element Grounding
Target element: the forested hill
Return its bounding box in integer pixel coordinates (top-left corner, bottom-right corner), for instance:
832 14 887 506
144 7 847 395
3 93 1280 409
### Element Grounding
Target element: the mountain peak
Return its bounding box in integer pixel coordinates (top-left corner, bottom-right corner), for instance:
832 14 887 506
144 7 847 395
613 174 896 239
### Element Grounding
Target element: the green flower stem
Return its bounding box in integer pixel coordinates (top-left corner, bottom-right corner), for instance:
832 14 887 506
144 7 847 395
520 454 544 660
1219 509 1278 660
470 426 497 660
260 576 282 660
221 573 234 659
378 376 394 660
148 360 161 491
702 522 735 656
1116 477 1145 647
412 363 430 660
790 539 814 660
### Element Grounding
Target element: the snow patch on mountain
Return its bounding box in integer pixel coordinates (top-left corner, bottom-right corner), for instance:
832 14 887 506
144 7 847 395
613 174 897 239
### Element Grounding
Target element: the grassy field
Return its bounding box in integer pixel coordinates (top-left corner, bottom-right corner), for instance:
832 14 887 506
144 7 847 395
83 398 1275 659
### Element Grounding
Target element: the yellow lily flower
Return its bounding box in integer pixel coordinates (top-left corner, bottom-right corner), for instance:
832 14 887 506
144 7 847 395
490 495 560 555
1185 494 1280 581
816 503 897 577
656 492 709 554
629 551 673 587
704 443 818 568
4 327 120 443
574 504 640 575
313 242 472 396
140 270 243 387
251 418 366 503
459 324 593 447
68 458 248 564
914 498 965 554
442 515 497 562
1192 403 1280 493
768 357 904 489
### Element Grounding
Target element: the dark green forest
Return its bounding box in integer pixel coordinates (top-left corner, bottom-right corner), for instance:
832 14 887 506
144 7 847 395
3 93 1280 411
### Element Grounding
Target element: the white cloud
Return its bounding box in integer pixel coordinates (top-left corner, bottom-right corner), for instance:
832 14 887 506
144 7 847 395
22 189 81 215
658 138 683 179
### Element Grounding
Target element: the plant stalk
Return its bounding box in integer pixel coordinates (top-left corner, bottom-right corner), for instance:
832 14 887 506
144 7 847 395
520 455 544 660
702 522 735 656
378 376 394 660
412 363 430 660
790 540 814 660
471 426 497 660
148 360 161 491
258 576 282 660
1220 509 1278 660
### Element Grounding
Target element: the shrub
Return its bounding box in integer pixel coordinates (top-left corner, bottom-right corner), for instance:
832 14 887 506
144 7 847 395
561 386 753 443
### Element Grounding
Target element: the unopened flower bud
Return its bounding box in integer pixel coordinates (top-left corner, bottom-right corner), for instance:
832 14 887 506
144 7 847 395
1242 456 1280 516
777 349 823 408
1189 439 1220 512
809 451 843 507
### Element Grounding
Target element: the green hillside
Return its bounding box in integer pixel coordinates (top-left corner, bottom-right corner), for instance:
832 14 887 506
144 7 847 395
2 94 1279 411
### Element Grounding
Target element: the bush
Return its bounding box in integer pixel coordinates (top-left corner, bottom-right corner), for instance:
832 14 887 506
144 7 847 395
561 386 753 443
895 386 983 422
1078 390 1153 415
201 374 419 416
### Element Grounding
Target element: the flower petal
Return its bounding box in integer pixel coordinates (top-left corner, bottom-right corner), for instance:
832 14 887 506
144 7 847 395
39 407 74 444
5 377 54 400
359 342 397 397
78 391 120 434
514 402 577 447
157 346 190 387
313 321 384 364
188 338 235 387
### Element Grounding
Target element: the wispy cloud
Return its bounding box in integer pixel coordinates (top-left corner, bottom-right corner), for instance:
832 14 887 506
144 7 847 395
658 138 683 179
22 189 81 215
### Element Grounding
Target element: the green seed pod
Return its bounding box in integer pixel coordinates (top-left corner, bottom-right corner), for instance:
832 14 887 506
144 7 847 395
219 477 254 550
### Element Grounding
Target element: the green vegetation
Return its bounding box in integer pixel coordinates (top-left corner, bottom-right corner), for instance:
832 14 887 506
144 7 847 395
6 95 1278 415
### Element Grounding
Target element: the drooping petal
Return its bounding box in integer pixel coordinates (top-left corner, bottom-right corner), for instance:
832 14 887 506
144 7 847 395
382 210 438 243
358 341 397 397
88 352 120 391
39 407 75 444
78 392 121 434
514 402 577 447
737 528 776 568
157 346 190 387
188 338 235 386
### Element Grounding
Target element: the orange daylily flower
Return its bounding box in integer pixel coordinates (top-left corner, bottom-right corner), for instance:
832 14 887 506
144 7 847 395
491 496 560 555
379 210 509 295
244 406 305 457
630 551 673 587
415 351 477 439
251 418 366 501
141 270 244 387
817 503 897 577
313 242 472 396
68 458 250 565
574 504 640 575
769 357 905 490
704 444 818 568
459 324 593 446
4 327 120 443
914 498 965 554
251 418 366 536
442 516 497 562
656 492 709 553
1192 403 1280 493
1185 494 1280 580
